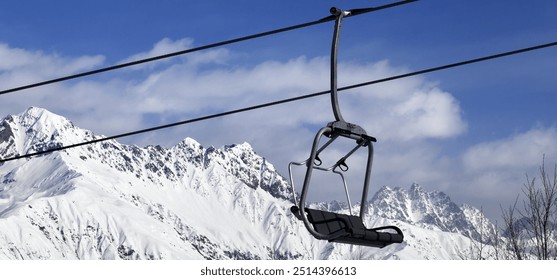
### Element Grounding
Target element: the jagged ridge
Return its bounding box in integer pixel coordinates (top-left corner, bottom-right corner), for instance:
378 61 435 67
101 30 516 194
0 107 496 259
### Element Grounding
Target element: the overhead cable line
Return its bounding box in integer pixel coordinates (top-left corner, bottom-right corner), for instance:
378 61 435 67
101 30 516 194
0 0 418 96
341 41 557 91
1 40 555 163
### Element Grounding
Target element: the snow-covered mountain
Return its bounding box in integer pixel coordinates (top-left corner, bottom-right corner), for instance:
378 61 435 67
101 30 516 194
0 107 494 259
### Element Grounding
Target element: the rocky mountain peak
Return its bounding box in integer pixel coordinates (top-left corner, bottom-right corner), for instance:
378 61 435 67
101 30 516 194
369 183 494 241
0 107 95 159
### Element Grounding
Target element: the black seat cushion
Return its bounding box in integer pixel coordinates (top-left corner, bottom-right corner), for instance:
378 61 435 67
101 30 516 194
305 208 404 248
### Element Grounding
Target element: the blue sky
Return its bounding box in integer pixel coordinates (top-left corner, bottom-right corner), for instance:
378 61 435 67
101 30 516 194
1 0 556 222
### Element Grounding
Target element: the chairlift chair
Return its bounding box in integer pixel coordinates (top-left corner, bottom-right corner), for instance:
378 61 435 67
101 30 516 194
288 7 403 248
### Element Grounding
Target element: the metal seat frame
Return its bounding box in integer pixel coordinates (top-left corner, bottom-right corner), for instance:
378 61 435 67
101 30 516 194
289 121 376 241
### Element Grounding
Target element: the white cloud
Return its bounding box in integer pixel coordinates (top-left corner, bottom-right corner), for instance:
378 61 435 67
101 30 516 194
118 38 193 64
462 127 557 172
118 38 229 70
460 127 557 197
391 89 467 140
445 127 557 220
0 43 105 89
41 38 465 144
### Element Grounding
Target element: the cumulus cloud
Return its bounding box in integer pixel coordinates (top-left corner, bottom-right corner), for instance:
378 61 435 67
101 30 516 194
462 127 557 172
118 38 230 70
447 127 557 220
2 38 468 143
458 127 557 199
121 38 194 62
0 43 105 89
391 89 467 140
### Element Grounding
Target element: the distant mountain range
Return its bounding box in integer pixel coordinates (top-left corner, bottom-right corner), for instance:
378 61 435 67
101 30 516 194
0 107 496 259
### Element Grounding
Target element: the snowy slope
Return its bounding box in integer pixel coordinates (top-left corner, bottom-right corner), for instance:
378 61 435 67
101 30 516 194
0 107 494 259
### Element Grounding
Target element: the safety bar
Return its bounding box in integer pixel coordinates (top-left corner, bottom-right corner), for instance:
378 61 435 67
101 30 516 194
289 158 354 216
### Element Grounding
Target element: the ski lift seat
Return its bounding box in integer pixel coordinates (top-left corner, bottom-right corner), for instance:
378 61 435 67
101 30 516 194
296 207 403 248
288 6 405 248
